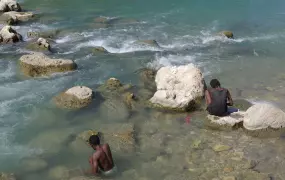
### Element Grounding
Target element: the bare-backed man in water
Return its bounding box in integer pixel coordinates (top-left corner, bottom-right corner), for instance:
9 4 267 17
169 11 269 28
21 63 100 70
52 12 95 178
87 135 117 176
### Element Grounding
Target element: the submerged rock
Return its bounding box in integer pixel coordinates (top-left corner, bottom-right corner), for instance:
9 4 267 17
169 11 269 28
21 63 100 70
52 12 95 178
150 64 205 111
0 0 21 12
19 52 77 77
54 86 93 109
0 11 34 25
77 123 135 153
233 99 252 111
243 103 285 130
93 17 138 28
92 46 109 54
0 25 22 43
220 31 234 39
135 40 160 47
26 37 51 52
20 157 48 172
0 172 16 180
28 128 73 154
98 98 130 122
48 166 69 180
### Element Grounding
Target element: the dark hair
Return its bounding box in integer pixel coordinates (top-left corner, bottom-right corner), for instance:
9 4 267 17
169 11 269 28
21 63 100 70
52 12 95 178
88 135 100 146
210 79 221 88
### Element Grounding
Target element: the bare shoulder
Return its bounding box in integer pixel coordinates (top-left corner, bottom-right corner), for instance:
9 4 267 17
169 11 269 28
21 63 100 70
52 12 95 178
102 143 110 150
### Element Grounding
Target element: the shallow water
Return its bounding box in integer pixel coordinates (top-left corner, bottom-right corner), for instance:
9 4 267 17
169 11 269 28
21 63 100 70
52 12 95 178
1 0 285 179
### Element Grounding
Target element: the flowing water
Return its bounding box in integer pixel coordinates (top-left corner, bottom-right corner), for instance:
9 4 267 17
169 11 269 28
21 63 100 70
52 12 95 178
1 0 285 179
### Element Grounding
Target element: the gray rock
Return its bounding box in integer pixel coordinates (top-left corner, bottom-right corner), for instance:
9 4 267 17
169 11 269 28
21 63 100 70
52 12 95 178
19 52 77 77
0 0 21 12
20 157 48 172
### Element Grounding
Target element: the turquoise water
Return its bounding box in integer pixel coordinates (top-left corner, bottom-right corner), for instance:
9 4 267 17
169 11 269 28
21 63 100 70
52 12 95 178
1 0 285 179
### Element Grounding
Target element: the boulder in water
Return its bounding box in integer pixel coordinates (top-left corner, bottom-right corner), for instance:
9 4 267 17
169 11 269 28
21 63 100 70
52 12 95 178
0 11 34 25
97 78 132 97
0 25 22 43
220 31 234 39
0 0 21 12
139 68 156 90
19 52 77 77
0 172 16 180
92 46 109 54
54 86 93 109
243 103 285 130
20 157 48 172
28 128 73 154
26 37 51 52
135 40 160 47
150 64 205 111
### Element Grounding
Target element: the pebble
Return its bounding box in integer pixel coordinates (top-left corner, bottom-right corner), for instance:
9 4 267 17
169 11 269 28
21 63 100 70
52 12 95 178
223 167 234 173
213 145 232 152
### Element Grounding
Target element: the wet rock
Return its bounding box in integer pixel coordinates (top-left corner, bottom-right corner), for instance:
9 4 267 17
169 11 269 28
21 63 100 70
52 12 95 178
0 0 21 12
92 46 109 54
97 78 132 97
212 144 231 152
222 176 236 180
26 37 51 52
0 172 16 180
192 139 202 149
207 111 245 127
135 40 160 47
150 64 205 111
139 68 156 90
243 103 285 130
20 157 48 172
48 166 69 180
220 31 234 39
0 11 34 25
77 123 135 153
28 128 73 154
53 86 93 109
122 169 139 179
27 29 61 39
69 138 92 154
0 25 22 43
19 52 77 77
123 92 137 109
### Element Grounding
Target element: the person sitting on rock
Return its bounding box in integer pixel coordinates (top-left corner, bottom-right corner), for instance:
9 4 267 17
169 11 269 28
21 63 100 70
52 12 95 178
86 135 117 176
205 79 238 116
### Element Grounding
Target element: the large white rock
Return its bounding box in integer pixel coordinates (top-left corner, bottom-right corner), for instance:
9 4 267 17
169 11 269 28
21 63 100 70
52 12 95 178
19 52 77 77
150 64 204 111
54 86 93 109
243 103 285 130
0 0 21 12
0 25 22 43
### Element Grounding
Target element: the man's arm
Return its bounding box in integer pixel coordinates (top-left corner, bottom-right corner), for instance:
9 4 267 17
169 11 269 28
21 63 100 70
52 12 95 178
85 153 100 175
227 90 234 106
205 90 211 105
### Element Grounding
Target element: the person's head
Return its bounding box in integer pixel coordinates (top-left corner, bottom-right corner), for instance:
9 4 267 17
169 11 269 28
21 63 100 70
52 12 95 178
88 135 100 147
210 79 221 88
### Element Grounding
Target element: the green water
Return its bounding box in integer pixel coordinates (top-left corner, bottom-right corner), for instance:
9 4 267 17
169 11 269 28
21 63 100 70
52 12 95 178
1 0 285 179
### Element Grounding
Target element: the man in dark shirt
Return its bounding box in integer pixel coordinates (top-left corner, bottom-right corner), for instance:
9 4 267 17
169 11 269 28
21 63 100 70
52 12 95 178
205 79 237 116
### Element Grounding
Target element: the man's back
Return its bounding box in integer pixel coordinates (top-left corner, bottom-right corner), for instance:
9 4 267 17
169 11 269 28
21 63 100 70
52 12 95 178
92 144 114 172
